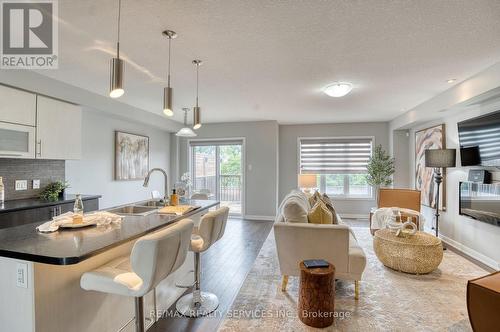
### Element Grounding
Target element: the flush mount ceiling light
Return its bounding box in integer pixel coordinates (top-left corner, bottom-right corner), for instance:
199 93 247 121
447 79 456 84
323 82 353 98
109 0 124 98
162 30 177 117
192 59 202 130
176 108 197 137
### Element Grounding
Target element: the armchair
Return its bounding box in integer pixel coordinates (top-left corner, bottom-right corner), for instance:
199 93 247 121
370 188 421 235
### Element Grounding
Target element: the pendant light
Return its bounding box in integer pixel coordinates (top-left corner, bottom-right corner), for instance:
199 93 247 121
162 30 177 116
192 59 202 130
176 108 197 137
109 0 124 98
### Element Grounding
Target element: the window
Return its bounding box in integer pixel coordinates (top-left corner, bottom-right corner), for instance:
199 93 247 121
299 137 373 198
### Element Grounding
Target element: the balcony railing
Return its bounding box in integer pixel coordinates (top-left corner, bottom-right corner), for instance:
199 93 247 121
193 175 241 201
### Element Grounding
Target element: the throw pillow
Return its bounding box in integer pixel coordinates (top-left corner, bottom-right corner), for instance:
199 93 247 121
283 196 309 223
308 201 333 224
321 193 338 224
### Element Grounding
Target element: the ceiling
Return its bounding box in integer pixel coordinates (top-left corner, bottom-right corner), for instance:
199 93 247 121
37 0 500 125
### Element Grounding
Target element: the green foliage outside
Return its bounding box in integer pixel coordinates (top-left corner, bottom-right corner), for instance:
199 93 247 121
219 145 241 175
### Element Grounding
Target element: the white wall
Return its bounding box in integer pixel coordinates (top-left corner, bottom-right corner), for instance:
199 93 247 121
392 130 411 188
174 121 279 218
279 122 389 216
66 108 170 208
406 103 500 269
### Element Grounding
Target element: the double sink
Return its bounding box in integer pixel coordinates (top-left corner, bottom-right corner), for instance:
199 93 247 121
107 200 168 216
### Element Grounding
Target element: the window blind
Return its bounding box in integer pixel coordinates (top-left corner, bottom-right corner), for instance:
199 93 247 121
189 139 243 147
299 138 373 174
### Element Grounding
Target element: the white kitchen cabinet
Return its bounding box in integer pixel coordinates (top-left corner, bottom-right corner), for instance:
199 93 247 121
36 96 82 160
0 84 36 126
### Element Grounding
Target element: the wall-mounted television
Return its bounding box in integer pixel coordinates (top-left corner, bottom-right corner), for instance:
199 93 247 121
458 110 500 167
459 182 500 227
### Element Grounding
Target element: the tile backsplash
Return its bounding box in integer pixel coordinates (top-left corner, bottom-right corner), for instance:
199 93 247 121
0 159 65 200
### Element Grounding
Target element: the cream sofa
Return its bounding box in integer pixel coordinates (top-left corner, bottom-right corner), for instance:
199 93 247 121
273 190 366 299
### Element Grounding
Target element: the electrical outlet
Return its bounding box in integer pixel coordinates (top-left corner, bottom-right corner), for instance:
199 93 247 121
16 263 28 288
33 179 40 189
15 180 28 191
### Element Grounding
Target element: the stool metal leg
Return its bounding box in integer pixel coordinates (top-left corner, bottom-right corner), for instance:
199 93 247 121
176 252 219 317
135 296 145 332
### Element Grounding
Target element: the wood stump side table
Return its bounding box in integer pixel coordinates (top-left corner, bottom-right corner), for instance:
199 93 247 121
298 261 335 328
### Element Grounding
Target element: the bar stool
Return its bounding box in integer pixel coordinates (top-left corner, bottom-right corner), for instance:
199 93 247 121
80 219 194 332
176 207 229 317
191 193 209 200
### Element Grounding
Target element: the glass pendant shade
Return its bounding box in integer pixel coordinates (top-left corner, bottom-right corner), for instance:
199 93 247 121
109 57 124 98
176 108 197 137
163 87 173 116
175 127 197 137
193 106 201 129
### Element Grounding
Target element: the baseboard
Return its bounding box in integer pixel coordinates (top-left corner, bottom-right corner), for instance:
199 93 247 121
243 215 275 221
439 234 500 270
340 213 367 219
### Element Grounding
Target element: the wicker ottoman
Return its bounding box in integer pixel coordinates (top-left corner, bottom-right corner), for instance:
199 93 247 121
373 229 443 274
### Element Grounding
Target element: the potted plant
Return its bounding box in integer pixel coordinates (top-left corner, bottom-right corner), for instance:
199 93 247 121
39 181 70 201
366 145 395 203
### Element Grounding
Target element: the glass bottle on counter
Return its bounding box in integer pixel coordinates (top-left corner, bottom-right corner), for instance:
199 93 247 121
73 194 84 215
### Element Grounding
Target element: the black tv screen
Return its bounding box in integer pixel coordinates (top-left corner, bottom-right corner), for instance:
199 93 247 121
460 182 500 227
460 146 480 166
458 110 500 167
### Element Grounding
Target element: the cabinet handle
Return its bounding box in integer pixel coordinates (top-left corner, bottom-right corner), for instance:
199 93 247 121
37 139 42 157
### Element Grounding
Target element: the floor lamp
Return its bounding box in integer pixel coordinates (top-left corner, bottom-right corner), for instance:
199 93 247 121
424 149 456 239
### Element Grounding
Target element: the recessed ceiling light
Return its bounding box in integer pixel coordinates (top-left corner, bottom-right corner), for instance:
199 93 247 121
447 79 456 84
323 82 353 97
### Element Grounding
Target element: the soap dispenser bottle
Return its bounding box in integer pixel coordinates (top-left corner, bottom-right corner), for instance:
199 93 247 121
170 188 179 206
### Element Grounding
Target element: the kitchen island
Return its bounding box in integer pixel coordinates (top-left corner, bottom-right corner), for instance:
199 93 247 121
0 199 219 332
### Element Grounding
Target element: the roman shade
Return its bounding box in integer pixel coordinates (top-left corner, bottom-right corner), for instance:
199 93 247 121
299 138 373 174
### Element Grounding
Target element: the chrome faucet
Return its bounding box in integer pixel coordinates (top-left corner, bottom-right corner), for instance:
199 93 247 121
143 168 169 201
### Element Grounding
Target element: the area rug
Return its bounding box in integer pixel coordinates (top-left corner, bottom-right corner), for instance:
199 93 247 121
218 224 489 331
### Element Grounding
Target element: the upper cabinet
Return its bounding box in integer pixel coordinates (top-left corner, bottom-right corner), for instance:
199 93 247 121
0 85 36 126
36 96 82 160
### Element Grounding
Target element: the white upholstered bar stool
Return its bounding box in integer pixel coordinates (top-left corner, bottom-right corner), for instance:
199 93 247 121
80 219 194 332
176 207 229 317
191 193 209 200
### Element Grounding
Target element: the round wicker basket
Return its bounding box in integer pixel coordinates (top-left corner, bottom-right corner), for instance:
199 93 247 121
373 229 443 274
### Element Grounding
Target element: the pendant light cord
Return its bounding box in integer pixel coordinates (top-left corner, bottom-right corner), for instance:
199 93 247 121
183 109 188 126
196 63 199 107
116 0 121 58
167 37 171 87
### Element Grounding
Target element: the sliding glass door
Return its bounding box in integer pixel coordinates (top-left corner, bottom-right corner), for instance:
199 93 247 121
190 140 244 215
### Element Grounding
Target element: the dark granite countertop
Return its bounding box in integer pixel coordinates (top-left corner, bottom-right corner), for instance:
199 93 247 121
0 199 219 265
0 194 102 213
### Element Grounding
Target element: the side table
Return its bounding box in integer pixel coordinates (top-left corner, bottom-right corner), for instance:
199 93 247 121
298 261 335 328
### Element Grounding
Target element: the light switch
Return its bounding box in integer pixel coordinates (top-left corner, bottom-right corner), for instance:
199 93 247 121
16 263 28 288
15 180 28 191
33 179 40 189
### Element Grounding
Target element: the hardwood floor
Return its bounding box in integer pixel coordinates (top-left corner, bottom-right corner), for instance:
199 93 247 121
150 218 273 332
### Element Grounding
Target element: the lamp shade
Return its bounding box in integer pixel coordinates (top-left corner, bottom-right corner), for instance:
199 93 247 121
425 149 456 168
298 174 317 188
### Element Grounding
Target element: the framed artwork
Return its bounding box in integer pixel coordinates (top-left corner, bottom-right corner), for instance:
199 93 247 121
415 124 446 209
115 131 150 180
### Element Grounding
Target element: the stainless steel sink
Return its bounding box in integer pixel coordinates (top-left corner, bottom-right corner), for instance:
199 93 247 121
135 200 168 208
107 205 158 216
